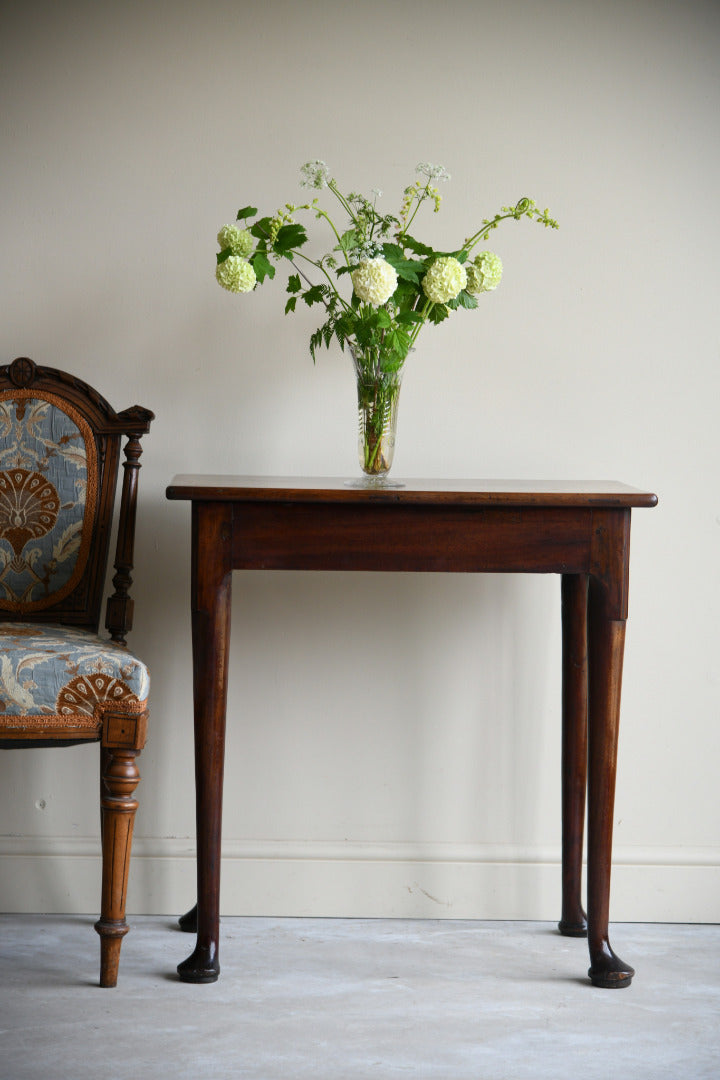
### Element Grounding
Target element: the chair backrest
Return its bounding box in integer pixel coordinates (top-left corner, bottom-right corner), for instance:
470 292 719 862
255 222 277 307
0 357 153 642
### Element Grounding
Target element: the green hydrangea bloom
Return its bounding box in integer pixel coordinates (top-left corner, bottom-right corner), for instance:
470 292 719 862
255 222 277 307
465 251 503 294
217 225 254 259
216 256 256 293
351 257 398 307
422 256 467 304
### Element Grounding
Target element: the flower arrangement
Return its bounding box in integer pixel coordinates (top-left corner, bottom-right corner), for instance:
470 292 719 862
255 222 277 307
216 160 557 476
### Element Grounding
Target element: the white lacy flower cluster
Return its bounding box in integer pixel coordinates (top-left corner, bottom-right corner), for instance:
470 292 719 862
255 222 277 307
416 162 451 183
421 256 467 304
216 255 256 293
351 257 398 307
300 159 331 190
466 251 503 294
217 224 254 258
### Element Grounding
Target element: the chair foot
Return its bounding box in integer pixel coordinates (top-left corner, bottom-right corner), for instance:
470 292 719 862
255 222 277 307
178 903 198 933
94 919 129 988
177 942 220 983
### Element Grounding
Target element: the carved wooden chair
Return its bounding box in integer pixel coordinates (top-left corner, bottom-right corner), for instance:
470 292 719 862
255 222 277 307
0 357 153 987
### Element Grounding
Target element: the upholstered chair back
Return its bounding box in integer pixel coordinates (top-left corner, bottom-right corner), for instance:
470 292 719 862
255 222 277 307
0 357 152 636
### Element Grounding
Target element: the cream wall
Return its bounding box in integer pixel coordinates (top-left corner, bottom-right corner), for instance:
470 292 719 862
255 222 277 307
1 0 718 923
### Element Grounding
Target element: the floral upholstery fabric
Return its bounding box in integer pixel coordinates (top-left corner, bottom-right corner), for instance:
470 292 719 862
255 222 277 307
0 623 149 735
0 393 95 612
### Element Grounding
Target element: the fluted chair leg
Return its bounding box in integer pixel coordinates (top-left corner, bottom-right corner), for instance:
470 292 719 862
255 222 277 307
94 746 142 987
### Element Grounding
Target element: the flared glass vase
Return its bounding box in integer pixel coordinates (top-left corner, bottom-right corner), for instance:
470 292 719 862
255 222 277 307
349 345 406 479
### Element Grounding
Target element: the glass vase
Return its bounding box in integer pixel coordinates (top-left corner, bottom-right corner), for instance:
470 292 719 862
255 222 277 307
349 344 406 481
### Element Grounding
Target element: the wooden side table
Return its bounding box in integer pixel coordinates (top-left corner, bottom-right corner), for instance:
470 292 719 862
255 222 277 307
166 477 657 987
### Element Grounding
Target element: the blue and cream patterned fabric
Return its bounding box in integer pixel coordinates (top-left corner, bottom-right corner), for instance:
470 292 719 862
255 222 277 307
0 393 95 612
0 623 149 734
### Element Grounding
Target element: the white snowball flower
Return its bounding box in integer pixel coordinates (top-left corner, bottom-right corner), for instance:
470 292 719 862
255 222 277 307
421 256 467 304
466 251 503 294
216 256 256 293
217 224 254 258
351 257 398 306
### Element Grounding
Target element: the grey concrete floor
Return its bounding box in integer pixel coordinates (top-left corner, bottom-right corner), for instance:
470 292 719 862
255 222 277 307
1 916 719 1079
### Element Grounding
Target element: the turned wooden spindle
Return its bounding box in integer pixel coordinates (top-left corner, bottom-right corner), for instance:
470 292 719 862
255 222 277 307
106 426 146 645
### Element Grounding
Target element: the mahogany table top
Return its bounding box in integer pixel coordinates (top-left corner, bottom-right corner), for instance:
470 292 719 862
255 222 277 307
167 475 658 509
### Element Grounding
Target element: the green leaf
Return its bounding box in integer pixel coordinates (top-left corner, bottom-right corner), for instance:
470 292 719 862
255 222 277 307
379 353 405 373
382 248 426 284
336 313 355 341
338 228 360 252
309 328 324 363
393 280 422 309
274 223 308 254
354 319 374 347
395 310 424 326
384 329 411 361
251 217 275 241
216 247 232 265
402 234 434 257
303 284 326 307
236 206 258 221
285 296 297 314
251 251 275 284
287 274 302 294
427 304 449 325
447 290 478 310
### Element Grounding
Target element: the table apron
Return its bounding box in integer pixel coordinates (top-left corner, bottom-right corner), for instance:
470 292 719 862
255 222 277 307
228 502 596 574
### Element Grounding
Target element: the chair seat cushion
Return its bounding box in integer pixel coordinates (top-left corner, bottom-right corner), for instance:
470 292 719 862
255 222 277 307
0 622 149 739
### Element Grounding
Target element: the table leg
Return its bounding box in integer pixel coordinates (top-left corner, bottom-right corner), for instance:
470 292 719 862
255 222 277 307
178 903 197 933
585 578 634 988
177 503 233 984
559 574 588 937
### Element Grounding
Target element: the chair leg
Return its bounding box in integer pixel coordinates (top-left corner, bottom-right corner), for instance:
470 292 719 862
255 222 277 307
94 746 141 987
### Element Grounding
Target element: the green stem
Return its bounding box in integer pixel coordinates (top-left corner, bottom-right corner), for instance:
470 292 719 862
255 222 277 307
292 248 353 312
408 299 433 346
463 211 516 254
397 181 431 241
328 180 358 223
313 206 352 267
364 382 393 473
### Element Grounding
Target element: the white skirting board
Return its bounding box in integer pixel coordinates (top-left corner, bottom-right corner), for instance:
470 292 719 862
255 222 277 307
1 838 718 922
